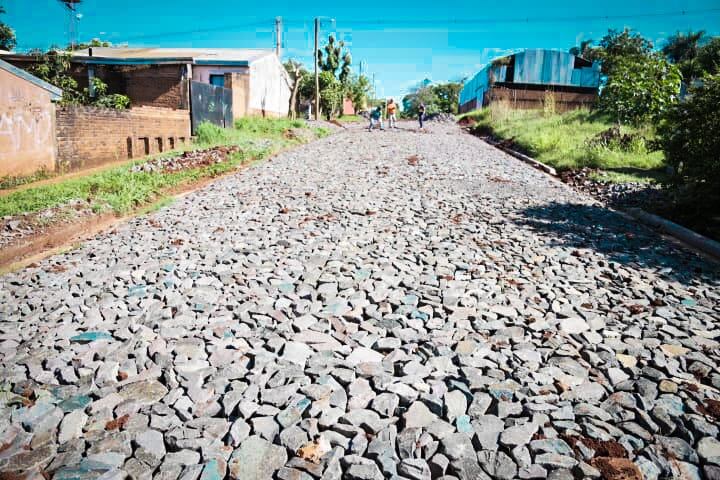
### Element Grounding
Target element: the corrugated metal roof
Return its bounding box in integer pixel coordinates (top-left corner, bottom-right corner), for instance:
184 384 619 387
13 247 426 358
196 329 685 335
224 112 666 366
0 58 62 100
71 47 274 65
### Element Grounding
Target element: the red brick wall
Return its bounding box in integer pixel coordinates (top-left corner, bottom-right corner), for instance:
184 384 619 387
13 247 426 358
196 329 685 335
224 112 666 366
56 106 191 171
123 65 187 109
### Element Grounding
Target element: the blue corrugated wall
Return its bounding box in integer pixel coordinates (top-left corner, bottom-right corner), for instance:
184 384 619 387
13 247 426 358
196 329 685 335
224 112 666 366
459 49 600 109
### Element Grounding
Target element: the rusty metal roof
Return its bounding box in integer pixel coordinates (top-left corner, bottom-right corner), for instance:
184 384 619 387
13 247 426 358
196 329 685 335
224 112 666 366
71 47 275 66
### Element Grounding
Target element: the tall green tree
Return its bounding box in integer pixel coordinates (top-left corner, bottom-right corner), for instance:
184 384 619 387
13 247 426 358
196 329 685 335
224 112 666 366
663 30 706 64
346 73 371 112
694 37 720 76
318 35 351 84
0 4 16 51
599 53 681 124
662 30 707 80
432 82 463 114
592 28 654 74
318 71 343 120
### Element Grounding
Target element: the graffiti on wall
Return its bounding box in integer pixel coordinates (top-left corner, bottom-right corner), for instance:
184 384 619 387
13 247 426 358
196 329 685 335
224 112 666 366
0 86 54 153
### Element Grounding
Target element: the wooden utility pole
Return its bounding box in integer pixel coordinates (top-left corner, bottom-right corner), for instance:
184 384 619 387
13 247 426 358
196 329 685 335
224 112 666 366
275 17 282 57
314 18 320 121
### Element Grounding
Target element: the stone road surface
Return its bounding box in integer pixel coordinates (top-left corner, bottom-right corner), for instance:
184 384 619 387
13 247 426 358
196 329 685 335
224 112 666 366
2 122 720 480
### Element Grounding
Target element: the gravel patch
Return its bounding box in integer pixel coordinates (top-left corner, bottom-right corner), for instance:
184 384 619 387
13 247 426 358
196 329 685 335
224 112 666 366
1 121 719 480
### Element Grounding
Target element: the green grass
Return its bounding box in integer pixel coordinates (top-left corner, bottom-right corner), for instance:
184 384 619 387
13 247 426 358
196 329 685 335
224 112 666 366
1 117 319 218
0 169 54 190
467 105 666 180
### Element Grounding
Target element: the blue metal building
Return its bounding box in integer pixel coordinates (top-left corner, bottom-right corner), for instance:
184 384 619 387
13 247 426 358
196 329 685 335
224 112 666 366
459 49 601 113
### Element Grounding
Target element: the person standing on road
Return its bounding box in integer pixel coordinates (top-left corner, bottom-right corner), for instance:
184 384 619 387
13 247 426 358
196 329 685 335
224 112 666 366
418 103 426 129
387 98 398 129
368 106 384 131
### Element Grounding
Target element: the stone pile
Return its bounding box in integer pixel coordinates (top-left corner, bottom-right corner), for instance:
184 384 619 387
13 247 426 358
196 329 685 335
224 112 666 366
131 146 242 174
559 168 668 210
1 121 719 480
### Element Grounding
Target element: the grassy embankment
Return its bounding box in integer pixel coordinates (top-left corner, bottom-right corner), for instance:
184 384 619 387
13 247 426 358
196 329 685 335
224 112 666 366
459 103 666 183
0 118 328 218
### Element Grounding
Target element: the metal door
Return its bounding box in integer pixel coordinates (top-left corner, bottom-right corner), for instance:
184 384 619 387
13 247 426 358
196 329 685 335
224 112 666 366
190 81 233 134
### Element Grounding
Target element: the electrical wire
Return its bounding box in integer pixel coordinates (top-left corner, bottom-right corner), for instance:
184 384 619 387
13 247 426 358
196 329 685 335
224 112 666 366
88 7 720 43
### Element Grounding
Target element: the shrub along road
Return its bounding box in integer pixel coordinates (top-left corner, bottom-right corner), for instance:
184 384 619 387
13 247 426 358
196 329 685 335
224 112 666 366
0 121 719 480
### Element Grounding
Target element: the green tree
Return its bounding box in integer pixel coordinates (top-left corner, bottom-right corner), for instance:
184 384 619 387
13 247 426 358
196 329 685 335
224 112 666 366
599 54 681 124
662 30 707 80
402 85 439 117
663 30 706 64
346 73 371 112
0 4 16 51
318 71 342 120
69 37 112 51
694 37 720 76
432 82 463 114
592 28 654 74
28 50 81 103
318 35 351 84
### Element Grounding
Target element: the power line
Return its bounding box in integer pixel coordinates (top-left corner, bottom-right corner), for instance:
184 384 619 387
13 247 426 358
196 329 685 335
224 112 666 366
283 7 720 27
25 7 720 49
109 20 272 42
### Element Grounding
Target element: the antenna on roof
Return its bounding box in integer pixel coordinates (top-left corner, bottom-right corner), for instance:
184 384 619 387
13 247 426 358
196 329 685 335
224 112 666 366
58 0 82 50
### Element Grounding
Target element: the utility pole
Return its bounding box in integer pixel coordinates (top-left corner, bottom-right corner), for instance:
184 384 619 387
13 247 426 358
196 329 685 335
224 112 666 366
275 17 282 57
314 17 320 121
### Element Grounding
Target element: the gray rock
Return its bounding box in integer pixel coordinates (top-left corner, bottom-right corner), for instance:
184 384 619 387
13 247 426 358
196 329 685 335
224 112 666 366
228 435 287 480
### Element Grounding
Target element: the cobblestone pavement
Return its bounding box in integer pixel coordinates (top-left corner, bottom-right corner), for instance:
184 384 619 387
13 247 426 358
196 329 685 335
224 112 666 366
1 122 719 480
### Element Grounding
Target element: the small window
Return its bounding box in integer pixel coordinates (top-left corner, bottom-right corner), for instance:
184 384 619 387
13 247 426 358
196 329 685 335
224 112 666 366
209 74 225 87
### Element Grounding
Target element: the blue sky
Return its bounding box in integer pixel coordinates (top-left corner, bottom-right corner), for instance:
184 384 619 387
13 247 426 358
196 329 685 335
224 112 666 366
5 0 720 98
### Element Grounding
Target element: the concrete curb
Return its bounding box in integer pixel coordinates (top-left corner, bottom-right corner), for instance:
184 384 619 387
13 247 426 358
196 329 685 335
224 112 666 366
625 208 720 260
483 136 720 262
484 138 558 176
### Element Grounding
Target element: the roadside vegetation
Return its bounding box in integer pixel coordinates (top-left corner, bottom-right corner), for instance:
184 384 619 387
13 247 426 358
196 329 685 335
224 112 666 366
462 105 664 178
462 27 719 238
0 118 324 218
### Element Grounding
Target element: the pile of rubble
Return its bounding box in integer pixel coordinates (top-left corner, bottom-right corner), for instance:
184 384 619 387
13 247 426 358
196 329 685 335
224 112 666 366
131 146 242 174
559 168 668 210
425 113 457 123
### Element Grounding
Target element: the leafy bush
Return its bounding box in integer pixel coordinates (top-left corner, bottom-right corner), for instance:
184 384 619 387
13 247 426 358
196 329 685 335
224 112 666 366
657 74 720 201
599 54 681 125
29 51 130 109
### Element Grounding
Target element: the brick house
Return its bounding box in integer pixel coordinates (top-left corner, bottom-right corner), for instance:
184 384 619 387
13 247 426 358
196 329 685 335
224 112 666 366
1 48 292 119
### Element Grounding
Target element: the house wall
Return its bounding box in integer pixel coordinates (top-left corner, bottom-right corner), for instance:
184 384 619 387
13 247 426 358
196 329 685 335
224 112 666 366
488 86 597 112
193 65 249 84
123 65 188 109
55 105 190 171
225 72 250 121
0 68 57 177
248 55 291 117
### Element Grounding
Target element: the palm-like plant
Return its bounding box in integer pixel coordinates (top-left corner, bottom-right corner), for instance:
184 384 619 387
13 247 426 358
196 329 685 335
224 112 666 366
663 30 706 64
569 40 594 58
